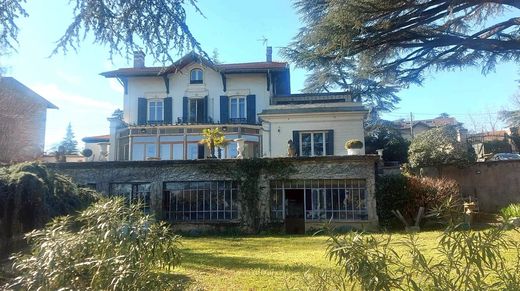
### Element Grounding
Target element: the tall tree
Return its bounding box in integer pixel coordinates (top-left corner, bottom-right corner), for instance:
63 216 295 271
285 0 520 91
0 0 205 63
499 89 520 127
60 123 78 155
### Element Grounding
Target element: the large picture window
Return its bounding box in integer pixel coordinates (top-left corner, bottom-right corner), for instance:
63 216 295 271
270 179 368 221
229 96 246 123
110 183 151 213
300 131 328 156
163 181 239 221
148 99 164 122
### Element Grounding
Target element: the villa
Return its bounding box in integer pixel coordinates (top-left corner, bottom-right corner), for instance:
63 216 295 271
65 48 379 233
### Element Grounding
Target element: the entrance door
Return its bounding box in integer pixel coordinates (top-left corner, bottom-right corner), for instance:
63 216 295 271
285 189 305 234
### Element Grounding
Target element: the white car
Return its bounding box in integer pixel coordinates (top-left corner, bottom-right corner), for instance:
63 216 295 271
488 153 520 161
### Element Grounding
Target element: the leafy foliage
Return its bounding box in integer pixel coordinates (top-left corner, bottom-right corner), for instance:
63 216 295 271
376 174 462 228
319 225 520 291
58 122 79 155
365 122 409 163
501 203 520 221
285 0 520 90
200 127 226 158
0 162 98 256
1 0 204 62
344 139 363 149
7 198 182 290
408 126 476 169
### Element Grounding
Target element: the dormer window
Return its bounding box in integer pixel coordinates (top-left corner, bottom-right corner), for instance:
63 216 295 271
190 69 203 84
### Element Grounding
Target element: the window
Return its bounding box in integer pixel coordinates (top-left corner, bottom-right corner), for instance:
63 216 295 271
190 68 203 84
270 179 368 221
300 131 326 156
189 98 205 123
163 181 239 221
148 99 164 121
110 183 151 213
229 96 246 123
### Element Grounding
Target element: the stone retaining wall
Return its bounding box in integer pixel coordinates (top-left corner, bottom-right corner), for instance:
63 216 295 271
46 156 379 232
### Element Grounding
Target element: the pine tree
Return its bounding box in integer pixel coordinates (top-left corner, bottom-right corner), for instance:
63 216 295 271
284 0 520 93
60 122 78 155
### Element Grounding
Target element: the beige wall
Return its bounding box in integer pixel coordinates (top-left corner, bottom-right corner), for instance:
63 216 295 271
261 109 366 157
425 161 520 212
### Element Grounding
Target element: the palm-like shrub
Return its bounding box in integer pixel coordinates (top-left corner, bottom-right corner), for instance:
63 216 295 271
7 198 182 290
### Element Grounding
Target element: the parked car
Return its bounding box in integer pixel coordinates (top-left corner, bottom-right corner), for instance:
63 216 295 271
488 153 520 161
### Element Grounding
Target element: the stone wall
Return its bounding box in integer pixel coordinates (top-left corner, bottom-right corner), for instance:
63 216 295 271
424 161 520 213
45 156 379 232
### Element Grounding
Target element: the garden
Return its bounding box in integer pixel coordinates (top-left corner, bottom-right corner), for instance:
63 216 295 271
2 162 520 290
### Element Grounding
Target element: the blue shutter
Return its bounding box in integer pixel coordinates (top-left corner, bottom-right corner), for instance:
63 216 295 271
292 131 300 157
220 96 229 123
204 95 209 123
182 97 188 123
246 94 256 124
326 130 334 155
137 98 147 125
164 97 172 124
197 144 205 159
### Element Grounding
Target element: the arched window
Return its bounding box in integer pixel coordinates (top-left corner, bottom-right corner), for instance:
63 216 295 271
190 68 203 84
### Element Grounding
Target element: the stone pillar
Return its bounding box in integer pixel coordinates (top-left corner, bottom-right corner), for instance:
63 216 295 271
107 117 124 161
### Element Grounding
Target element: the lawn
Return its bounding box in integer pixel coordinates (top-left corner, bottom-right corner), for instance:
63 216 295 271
173 231 446 290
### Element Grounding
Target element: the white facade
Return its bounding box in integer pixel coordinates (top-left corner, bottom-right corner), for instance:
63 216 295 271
101 52 367 161
260 103 366 157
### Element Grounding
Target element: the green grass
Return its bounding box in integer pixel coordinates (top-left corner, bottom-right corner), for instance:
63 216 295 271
172 231 447 290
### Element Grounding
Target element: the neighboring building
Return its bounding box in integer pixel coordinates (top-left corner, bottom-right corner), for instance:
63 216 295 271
394 116 467 141
82 134 110 161
99 48 366 161
0 77 57 162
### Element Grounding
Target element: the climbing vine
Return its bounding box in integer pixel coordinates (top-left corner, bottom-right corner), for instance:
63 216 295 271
206 159 295 232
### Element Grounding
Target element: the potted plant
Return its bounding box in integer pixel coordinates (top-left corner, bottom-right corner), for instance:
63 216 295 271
200 128 226 158
345 139 364 155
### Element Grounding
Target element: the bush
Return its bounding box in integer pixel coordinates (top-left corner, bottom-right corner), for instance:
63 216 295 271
376 174 462 228
6 198 182 290
500 203 520 221
345 140 363 149
0 162 99 256
408 126 476 169
305 225 520 290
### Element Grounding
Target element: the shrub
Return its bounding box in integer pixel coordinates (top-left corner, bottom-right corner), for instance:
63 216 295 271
408 126 476 169
345 140 363 149
376 174 462 228
309 225 520 290
7 198 182 290
0 162 99 256
500 203 520 221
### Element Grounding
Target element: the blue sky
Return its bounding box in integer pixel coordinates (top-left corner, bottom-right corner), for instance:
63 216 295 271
1 0 518 151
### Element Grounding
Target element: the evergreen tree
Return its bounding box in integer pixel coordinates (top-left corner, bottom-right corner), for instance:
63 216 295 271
59 123 78 155
284 0 520 94
1 0 205 63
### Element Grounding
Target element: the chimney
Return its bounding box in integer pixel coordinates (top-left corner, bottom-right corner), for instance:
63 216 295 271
266 46 272 62
133 51 145 68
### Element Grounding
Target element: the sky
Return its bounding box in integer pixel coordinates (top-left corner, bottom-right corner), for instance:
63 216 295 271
1 0 518 151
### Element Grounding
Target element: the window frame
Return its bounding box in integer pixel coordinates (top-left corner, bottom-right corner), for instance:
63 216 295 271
147 99 164 122
190 68 203 84
229 96 247 123
299 131 327 157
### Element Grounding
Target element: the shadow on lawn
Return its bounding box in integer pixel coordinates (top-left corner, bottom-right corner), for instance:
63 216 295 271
181 249 319 273
158 272 193 290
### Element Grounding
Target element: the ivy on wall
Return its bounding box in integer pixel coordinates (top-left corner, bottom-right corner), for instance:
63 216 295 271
205 159 295 232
